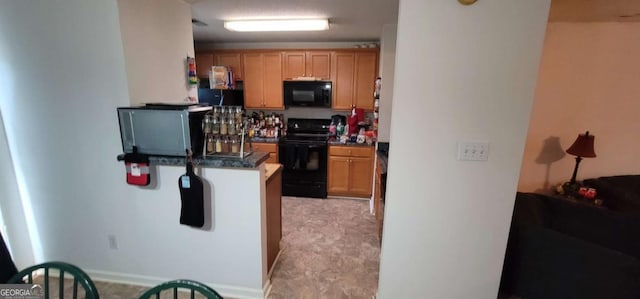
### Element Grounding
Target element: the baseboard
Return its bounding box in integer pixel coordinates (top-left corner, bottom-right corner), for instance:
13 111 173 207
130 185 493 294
84 269 266 299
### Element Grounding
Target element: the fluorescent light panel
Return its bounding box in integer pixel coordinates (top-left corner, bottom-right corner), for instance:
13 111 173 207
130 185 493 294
224 19 329 32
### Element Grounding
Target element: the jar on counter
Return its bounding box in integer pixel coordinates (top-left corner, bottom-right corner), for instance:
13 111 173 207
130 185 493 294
222 136 231 153
234 106 243 123
203 115 214 134
230 136 240 153
214 135 222 153
227 117 237 135
211 117 220 135
206 135 214 153
213 106 221 119
220 117 228 135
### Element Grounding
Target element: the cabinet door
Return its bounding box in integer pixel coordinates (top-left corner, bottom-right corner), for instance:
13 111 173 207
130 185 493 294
307 51 331 80
283 51 306 80
242 53 264 109
328 156 350 194
265 171 282 272
262 52 284 109
349 157 373 197
354 52 378 110
195 53 213 77
214 52 243 81
331 52 355 110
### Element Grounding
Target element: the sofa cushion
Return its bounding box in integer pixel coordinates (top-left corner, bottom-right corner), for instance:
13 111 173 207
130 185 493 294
583 175 640 213
547 196 640 259
512 193 552 228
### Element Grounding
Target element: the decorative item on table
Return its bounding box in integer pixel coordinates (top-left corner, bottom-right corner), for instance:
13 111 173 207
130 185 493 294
187 56 198 86
566 130 597 185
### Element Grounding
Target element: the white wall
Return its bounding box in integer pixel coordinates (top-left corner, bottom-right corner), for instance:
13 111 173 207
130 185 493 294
377 24 397 142
0 112 34 269
117 0 196 105
377 0 550 298
0 1 267 297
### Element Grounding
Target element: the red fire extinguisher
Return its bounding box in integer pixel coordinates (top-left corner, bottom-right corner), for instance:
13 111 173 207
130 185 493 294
124 146 150 186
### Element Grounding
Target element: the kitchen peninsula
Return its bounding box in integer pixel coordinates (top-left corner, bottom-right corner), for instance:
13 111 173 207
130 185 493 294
115 152 279 298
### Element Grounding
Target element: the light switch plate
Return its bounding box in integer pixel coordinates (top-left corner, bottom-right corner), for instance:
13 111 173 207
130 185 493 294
457 142 489 161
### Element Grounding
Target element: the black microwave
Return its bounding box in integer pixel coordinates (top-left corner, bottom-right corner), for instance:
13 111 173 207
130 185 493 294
283 81 332 108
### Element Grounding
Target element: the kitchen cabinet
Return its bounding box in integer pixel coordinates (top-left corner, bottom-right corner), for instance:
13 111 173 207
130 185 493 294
331 50 378 111
327 145 374 197
374 156 385 241
195 53 213 77
283 51 331 80
214 52 243 81
252 142 278 163
242 52 284 109
265 163 282 273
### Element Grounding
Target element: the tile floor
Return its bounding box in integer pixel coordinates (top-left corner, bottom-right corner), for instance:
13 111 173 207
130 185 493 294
27 196 381 299
267 196 380 298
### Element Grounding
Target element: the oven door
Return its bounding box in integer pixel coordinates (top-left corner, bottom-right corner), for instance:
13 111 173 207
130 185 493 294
279 141 328 198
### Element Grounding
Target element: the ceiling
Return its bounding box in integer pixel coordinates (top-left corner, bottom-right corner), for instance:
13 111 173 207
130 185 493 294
188 0 399 43
549 0 640 22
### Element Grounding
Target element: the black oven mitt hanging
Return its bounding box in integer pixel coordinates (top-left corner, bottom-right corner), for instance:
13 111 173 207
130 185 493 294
179 161 205 227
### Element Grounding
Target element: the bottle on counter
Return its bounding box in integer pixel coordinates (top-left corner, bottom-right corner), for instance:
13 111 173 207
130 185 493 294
215 135 222 153
230 136 240 153
212 117 220 135
336 120 344 136
220 117 228 135
228 117 237 135
222 136 231 153
206 135 214 153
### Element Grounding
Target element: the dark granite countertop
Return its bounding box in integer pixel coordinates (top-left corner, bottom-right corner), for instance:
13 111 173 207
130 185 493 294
117 152 269 169
250 137 280 143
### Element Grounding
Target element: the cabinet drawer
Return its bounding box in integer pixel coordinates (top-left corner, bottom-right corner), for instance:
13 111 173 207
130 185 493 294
329 146 373 158
252 143 277 153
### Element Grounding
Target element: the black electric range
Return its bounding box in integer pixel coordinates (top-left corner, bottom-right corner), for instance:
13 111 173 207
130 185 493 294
279 118 331 198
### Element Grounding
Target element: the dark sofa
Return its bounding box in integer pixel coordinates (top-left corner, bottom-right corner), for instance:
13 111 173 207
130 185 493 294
583 175 640 213
500 192 640 299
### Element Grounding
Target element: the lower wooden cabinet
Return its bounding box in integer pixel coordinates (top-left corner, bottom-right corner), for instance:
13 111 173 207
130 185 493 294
327 145 374 197
252 142 278 163
374 156 385 241
265 164 282 273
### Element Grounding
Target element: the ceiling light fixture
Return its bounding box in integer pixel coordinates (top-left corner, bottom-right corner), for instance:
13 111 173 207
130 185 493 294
224 19 329 32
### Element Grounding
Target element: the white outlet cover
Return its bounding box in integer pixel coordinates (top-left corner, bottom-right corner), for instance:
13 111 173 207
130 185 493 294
457 142 489 161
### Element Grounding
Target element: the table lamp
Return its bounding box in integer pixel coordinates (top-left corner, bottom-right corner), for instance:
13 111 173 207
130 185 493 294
566 131 596 184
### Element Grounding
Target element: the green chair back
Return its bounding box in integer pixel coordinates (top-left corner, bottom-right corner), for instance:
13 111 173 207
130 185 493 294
8 261 99 299
139 279 223 299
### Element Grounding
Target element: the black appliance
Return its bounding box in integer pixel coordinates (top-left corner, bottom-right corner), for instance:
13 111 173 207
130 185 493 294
198 88 244 107
283 81 332 108
279 118 331 198
117 103 211 156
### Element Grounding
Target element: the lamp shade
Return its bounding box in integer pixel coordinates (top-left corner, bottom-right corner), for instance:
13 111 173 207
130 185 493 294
566 131 596 158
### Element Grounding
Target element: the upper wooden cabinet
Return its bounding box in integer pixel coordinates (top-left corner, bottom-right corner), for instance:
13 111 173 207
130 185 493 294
331 50 378 111
214 52 243 81
353 51 378 110
242 52 284 109
283 51 331 80
195 53 213 77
